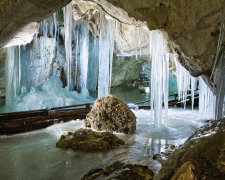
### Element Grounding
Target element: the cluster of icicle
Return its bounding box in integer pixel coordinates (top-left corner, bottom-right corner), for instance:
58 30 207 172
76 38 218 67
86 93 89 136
148 30 218 127
63 3 119 98
149 31 169 128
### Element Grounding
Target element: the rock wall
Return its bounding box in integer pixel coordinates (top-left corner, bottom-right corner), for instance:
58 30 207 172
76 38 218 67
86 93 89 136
0 0 71 47
112 56 151 87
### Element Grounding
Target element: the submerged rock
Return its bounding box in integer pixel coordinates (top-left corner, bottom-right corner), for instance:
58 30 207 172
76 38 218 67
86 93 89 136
85 94 136 134
81 161 154 180
56 129 125 152
155 119 225 180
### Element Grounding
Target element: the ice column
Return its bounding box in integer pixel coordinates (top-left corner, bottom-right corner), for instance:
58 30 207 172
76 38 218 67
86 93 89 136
149 30 169 128
98 13 118 98
199 77 216 120
79 19 90 97
6 46 21 106
63 3 73 91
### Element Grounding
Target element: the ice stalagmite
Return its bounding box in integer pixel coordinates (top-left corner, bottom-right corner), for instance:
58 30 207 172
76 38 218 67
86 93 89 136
149 30 169 128
199 77 216 120
63 3 73 91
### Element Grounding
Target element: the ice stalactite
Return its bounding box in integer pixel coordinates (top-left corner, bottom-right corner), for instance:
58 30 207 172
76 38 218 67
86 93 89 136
149 30 169 128
174 57 197 109
199 77 216 120
63 3 73 91
79 19 90 97
175 60 190 109
191 77 196 110
6 46 21 107
98 13 118 98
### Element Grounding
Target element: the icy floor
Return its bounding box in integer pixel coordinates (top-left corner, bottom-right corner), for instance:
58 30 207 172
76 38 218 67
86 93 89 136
0 108 204 180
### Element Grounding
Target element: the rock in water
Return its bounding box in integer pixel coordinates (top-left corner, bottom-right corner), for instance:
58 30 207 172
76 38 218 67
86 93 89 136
85 94 136 134
81 161 154 180
56 129 125 152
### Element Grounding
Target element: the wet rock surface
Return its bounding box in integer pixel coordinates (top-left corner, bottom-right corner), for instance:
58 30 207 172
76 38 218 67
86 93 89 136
81 161 154 180
85 94 136 134
56 128 125 152
155 119 225 180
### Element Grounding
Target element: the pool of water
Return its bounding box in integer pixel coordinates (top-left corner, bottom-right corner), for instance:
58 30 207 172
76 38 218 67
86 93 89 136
0 108 204 180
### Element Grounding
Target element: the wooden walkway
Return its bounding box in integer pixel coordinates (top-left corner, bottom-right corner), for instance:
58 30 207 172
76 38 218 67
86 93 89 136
0 103 92 135
0 90 199 135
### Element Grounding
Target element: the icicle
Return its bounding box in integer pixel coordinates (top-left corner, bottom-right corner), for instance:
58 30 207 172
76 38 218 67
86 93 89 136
98 13 117 98
53 13 58 38
149 30 169 128
199 77 216 120
79 19 89 97
174 59 193 109
135 26 138 60
74 24 79 90
6 46 21 106
63 2 73 91
191 77 196 110
139 27 142 57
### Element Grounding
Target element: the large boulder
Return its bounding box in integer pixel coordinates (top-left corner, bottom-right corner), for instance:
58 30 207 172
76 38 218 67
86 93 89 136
56 129 125 152
85 94 136 134
81 161 154 180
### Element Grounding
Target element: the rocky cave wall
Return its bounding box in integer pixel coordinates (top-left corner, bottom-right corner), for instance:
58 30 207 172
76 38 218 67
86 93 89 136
101 0 225 77
0 0 224 93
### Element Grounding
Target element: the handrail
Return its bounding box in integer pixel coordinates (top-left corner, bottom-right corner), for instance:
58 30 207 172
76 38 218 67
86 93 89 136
0 103 93 118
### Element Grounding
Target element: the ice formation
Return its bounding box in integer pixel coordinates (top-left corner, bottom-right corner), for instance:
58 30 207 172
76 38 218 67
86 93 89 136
174 57 197 109
5 46 21 106
3 9 119 112
63 3 73 91
149 30 169 128
199 77 216 120
98 14 118 98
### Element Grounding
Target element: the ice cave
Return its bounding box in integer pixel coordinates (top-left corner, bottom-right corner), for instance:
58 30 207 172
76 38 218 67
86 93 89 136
0 0 225 180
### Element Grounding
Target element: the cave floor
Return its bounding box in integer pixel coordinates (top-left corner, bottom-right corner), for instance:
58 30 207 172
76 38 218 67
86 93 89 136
0 108 203 180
